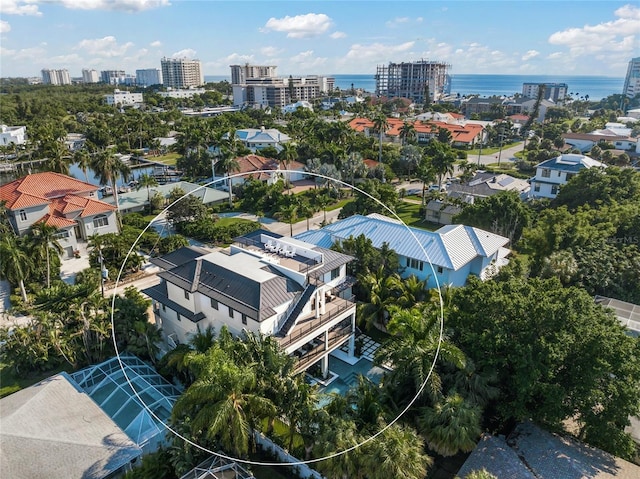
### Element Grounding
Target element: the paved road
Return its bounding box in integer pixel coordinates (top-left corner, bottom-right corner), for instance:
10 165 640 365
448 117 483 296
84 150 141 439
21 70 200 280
471 141 525 167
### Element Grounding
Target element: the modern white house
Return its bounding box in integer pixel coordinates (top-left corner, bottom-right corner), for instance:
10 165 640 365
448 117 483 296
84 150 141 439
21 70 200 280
0 125 26 146
143 230 357 376
233 127 291 153
104 89 144 106
529 153 605 199
295 214 511 288
0 172 119 258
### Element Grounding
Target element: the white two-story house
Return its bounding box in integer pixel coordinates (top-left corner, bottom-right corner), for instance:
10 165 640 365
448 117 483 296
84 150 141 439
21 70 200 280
529 153 605 199
143 231 357 376
296 214 511 289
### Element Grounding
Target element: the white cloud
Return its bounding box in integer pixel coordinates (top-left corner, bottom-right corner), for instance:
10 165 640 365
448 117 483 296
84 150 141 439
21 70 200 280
150 40 162 48
289 50 327 70
547 52 563 59
386 17 410 27
330 31 346 39
548 4 640 56
522 50 540 61
1 0 41 15
48 53 83 64
0 20 11 33
171 48 197 59
345 41 415 61
262 13 332 38
46 0 171 13
260 46 282 57
75 36 134 57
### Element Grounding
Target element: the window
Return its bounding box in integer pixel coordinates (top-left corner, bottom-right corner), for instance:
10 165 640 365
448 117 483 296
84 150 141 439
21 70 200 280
54 230 70 239
184 290 190 300
557 170 562 177
534 183 540 192
210 298 218 310
541 168 551 178
330 267 340 280
19 210 27 221
242 314 247 325
551 185 559 195
437 266 444 274
406 258 424 271
93 215 108 228
162 304 166 312
228 307 234 319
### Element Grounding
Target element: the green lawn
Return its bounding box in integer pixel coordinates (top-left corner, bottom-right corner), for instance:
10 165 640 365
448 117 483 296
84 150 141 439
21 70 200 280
0 361 73 398
393 201 439 231
216 217 258 228
146 152 180 166
467 141 521 156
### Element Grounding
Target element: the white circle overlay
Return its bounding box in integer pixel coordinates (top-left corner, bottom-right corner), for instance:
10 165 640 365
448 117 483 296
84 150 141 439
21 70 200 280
108 170 445 467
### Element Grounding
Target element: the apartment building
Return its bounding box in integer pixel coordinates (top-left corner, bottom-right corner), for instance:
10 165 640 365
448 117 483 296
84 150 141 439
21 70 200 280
375 60 451 103
522 82 568 102
136 68 162 87
81 69 100 84
104 89 144 106
230 64 278 84
161 57 204 89
231 64 334 108
623 57 640 100
41 69 71 85
143 231 357 376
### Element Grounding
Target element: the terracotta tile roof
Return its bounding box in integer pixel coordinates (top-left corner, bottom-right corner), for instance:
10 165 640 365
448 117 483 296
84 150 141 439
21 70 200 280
0 172 99 210
39 213 77 229
236 155 305 177
348 116 482 145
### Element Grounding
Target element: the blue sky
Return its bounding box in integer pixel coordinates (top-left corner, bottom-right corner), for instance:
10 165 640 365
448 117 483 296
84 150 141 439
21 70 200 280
1 1 639 78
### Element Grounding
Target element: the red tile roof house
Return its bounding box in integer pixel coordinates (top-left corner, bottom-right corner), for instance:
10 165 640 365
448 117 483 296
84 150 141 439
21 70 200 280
0 172 119 258
348 117 484 148
228 154 306 188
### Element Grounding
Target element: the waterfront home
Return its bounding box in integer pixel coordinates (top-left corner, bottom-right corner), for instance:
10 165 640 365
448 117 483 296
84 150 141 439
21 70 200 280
529 153 605 199
0 172 118 258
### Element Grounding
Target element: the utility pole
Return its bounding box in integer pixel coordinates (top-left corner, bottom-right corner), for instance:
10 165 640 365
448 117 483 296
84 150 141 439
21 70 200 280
497 124 505 168
98 246 106 298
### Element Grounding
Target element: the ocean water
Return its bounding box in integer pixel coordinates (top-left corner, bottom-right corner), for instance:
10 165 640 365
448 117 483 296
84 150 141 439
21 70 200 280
205 73 624 101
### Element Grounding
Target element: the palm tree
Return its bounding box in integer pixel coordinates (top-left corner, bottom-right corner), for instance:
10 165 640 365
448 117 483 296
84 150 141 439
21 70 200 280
417 393 482 456
173 345 276 457
399 121 416 146
458 159 478 183
29 222 63 289
44 139 72 175
371 111 389 164
276 203 298 236
137 172 158 205
91 148 131 218
376 304 466 405
341 152 366 192
426 140 457 189
218 132 241 208
278 142 298 193
73 149 92 183
0 233 32 302
357 267 403 330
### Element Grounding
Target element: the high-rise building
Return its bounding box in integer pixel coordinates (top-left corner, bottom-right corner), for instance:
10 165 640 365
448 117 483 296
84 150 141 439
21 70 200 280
81 69 99 84
623 57 640 100
136 68 163 87
100 70 127 84
522 82 568 102
375 60 450 103
161 57 204 89
41 69 71 85
230 64 278 84
231 64 334 108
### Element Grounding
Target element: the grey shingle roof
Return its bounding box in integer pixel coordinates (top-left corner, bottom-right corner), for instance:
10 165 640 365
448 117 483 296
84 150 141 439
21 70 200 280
0 373 142 479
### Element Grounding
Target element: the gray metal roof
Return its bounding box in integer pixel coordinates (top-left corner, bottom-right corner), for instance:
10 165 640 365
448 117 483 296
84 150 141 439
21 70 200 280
456 434 536 479
151 245 212 270
295 214 509 271
143 281 206 323
536 153 605 172
156 251 301 321
0 373 142 479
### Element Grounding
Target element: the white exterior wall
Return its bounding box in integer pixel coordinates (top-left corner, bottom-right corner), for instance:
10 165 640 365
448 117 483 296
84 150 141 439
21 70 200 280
158 89 205 98
105 91 144 106
0 125 26 145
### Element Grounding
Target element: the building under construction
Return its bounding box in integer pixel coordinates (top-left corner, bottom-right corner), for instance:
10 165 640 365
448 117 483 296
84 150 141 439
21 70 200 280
375 60 451 103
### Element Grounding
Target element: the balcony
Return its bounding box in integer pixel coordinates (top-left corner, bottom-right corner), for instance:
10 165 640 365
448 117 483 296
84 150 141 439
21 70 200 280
276 295 356 350
292 324 353 374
